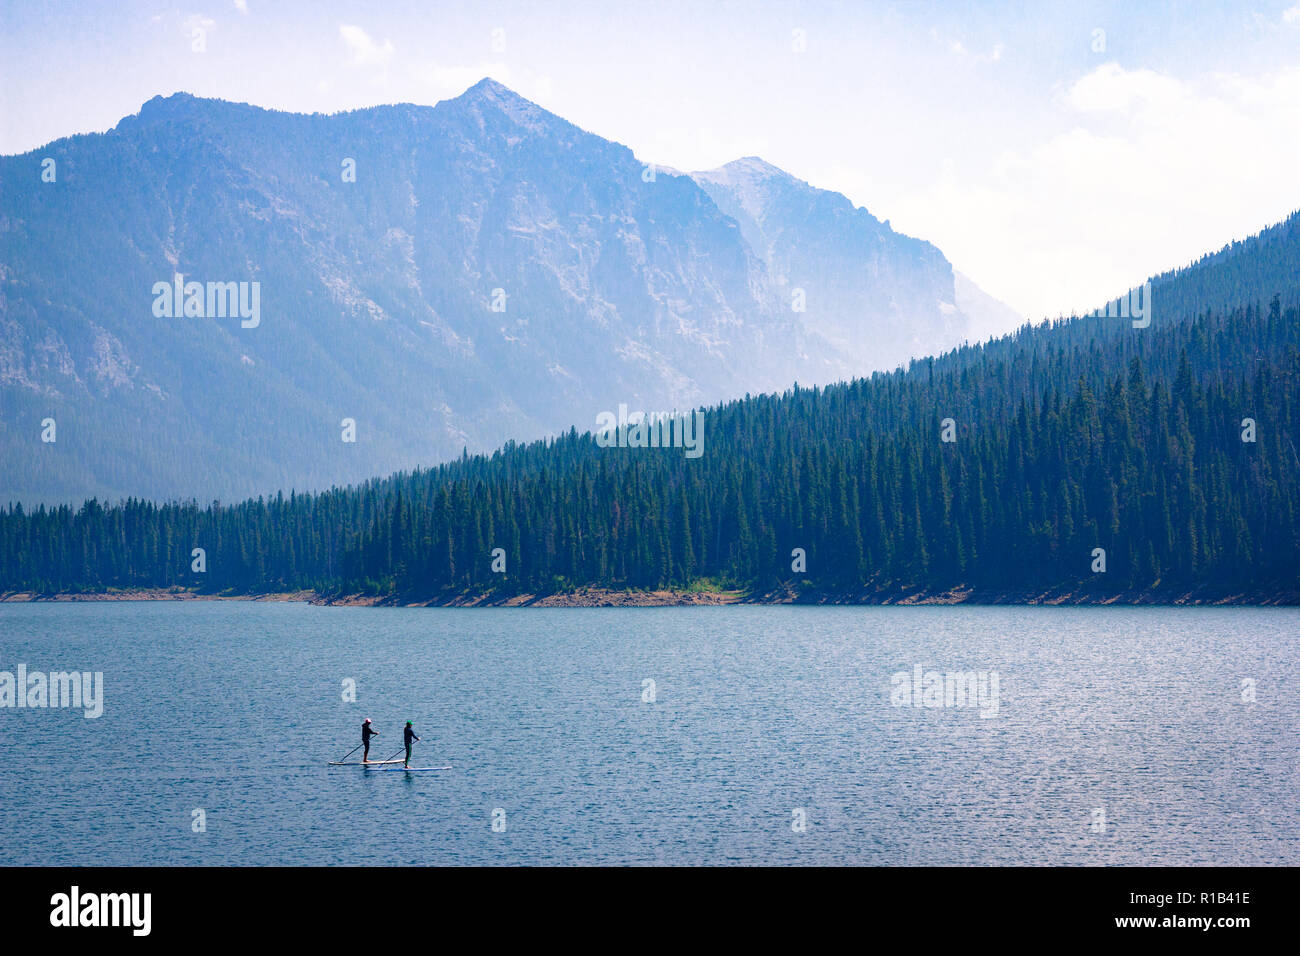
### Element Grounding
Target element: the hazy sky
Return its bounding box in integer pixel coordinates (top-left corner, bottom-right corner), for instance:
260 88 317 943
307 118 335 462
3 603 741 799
3 0 1299 319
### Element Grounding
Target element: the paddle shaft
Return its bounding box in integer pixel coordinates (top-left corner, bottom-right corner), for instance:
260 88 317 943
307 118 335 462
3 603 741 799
379 736 420 763
338 727 386 763
336 742 365 762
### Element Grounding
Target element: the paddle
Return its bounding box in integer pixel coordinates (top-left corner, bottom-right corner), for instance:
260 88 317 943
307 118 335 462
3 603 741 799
335 742 365 764
337 729 381 764
374 731 423 765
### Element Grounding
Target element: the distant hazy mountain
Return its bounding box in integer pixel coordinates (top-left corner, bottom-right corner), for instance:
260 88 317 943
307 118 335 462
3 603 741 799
0 79 1004 504
953 271 1026 342
691 157 970 366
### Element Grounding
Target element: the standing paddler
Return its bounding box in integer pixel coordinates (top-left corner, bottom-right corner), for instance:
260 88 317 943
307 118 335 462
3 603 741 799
403 720 421 769
361 718 380 763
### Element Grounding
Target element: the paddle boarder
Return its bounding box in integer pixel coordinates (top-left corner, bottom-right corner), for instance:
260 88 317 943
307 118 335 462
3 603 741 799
361 718 380 763
403 720 421 768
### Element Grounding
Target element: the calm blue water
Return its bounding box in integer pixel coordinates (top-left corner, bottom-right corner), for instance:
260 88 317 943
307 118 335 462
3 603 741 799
0 602 1297 865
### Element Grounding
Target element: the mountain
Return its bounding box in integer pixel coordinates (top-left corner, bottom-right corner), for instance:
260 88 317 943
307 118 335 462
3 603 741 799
0 80 1000 505
690 157 968 364
953 270 1025 342
4 208 1299 601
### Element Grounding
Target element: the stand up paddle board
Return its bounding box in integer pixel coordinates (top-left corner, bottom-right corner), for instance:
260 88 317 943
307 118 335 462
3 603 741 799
365 766 452 773
328 759 406 766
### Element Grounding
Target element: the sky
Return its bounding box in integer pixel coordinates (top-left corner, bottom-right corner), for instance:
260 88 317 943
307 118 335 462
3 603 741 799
2 0 1299 320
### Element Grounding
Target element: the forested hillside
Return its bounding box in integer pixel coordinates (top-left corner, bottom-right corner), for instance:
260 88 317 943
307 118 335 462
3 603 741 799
3 281 1296 601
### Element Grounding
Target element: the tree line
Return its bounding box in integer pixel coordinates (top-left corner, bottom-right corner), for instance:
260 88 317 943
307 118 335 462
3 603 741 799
2 297 1297 600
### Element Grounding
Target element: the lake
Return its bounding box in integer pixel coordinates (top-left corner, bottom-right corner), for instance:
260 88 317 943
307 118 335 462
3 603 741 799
1 601 1296 865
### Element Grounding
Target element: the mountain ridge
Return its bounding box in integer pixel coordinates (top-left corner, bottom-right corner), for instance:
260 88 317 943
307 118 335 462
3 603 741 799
0 81 1063 505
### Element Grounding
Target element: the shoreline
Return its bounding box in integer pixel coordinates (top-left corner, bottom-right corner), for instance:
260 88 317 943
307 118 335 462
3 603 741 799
2 584 1295 607
0 588 317 603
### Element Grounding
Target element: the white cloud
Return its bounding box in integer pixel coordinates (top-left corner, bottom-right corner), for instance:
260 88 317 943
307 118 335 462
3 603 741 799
1065 62 1185 114
340 24 394 69
233 0 248 13
883 62 1300 320
1284 5 1300 24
